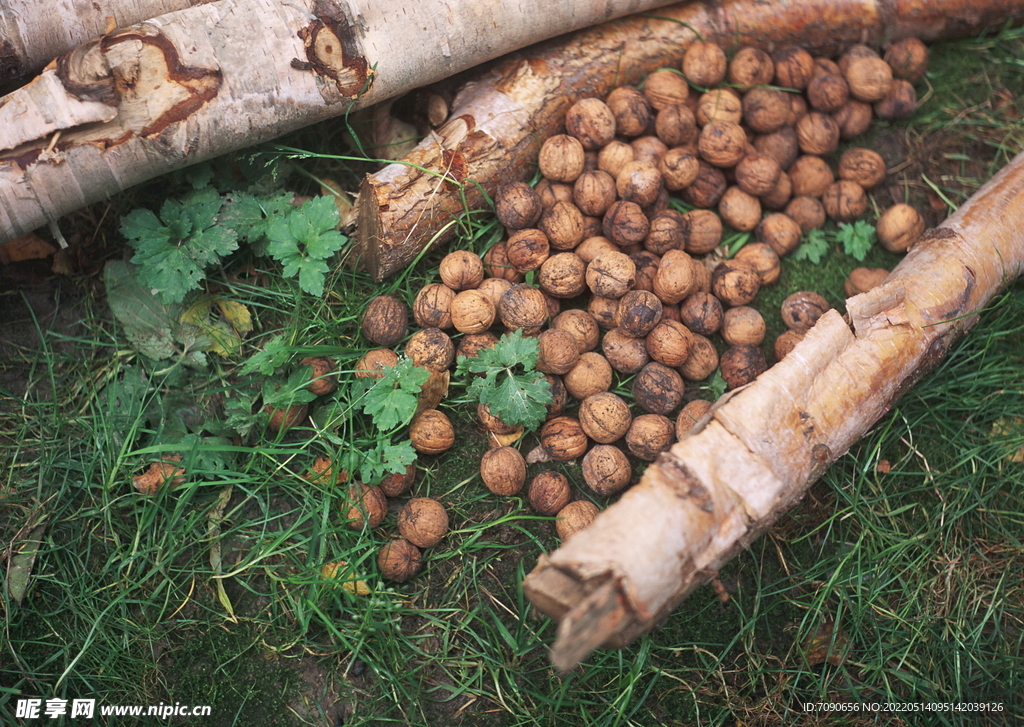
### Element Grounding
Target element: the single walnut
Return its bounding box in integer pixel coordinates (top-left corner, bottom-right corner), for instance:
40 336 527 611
643 210 685 256
742 87 791 134
565 97 617 150
658 147 700 191
813 56 842 79
712 260 761 307
362 295 409 347
773 46 815 90
718 187 762 232
678 291 723 336
655 104 698 148
528 471 573 515
616 289 664 337
539 134 586 182
788 155 835 198
699 120 748 168
450 289 496 334
495 182 542 230
564 351 614 399
844 56 893 102
721 305 766 346
540 416 589 461
536 328 581 375
405 328 455 372
644 69 690 109
603 200 650 246
480 446 527 495
885 37 929 82
785 195 827 233
457 332 499 361
754 126 800 171
573 170 617 217
575 235 617 264
682 162 727 208
695 88 743 126
601 327 650 374
720 344 768 389
397 498 449 549
838 43 880 75
631 136 668 166
774 328 806 361
631 250 661 293
606 86 653 137
683 40 727 87
761 170 793 211
676 398 713 439
378 539 422 582
579 391 632 444
756 212 803 257
728 46 774 89
845 267 889 296
586 251 636 299
616 161 663 207
733 242 781 285
838 148 887 189
582 445 633 496
645 318 693 367
876 203 925 253
807 73 849 112
498 284 549 332
587 295 620 330
505 228 550 272
538 252 587 299
624 413 675 461
821 179 868 222
678 333 718 381
680 209 723 255
539 200 585 251
597 140 635 177
439 250 485 291
555 500 600 541
410 409 455 454
414 283 455 329
355 348 399 379
735 152 782 197
795 112 841 155
873 79 917 120
653 249 697 305
781 291 831 330
832 99 874 140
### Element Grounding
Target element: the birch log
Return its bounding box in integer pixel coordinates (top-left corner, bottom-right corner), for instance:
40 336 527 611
0 0 679 243
0 0 206 82
522 150 1024 672
357 0 1024 280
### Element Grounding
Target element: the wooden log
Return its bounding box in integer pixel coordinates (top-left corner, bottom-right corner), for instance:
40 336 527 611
357 0 1024 281
0 0 682 244
0 0 206 82
522 149 1024 672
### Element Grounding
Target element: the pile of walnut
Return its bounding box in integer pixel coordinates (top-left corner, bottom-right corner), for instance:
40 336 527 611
357 37 932 580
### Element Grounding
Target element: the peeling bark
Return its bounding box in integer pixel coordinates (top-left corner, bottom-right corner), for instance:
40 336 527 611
0 0 210 82
0 0 683 243
357 0 1024 280
522 150 1024 672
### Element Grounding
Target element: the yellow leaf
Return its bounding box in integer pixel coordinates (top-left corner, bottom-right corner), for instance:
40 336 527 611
205 319 243 357
179 295 214 326
216 298 253 337
209 485 238 622
321 560 371 596
491 428 524 447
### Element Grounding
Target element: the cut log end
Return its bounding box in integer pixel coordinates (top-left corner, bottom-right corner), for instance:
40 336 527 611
356 178 384 281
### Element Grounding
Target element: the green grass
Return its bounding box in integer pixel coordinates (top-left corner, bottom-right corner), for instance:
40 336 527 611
3 26 1024 727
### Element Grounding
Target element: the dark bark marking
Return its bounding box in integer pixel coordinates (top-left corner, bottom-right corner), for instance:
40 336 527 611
293 0 371 98
0 41 24 81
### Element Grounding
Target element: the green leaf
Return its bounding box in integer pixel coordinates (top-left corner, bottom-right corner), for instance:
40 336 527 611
793 228 830 264
240 333 292 376
266 197 346 296
103 261 180 360
220 190 294 243
350 439 419 483
263 368 319 407
457 330 551 431
837 219 876 261
7 521 47 606
361 357 430 431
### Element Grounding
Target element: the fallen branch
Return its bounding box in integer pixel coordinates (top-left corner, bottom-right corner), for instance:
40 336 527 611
0 0 204 82
356 0 1024 280
522 149 1024 672
0 0 682 243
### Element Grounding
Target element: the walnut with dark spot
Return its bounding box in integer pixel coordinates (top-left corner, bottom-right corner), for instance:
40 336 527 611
495 182 542 230
780 291 831 330
362 295 408 346
633 362 685 415
720 344 768 389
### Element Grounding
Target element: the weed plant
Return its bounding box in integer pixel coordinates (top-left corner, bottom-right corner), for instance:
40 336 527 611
2 26 1023 727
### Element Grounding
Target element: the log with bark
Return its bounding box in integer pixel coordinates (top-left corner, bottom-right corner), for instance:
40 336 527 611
521 149 1024 672
357 0 1024 280
0 0 207 83
0 0 681 244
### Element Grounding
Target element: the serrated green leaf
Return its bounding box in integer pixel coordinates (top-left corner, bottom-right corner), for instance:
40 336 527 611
220 190 293 243
357 439 418 483
793 229 830 264
479 371 550 431
240 333 292 376
838 219 876 261
362 358 430 431
294 257 331 296
104 261 179 360
457 330 550 430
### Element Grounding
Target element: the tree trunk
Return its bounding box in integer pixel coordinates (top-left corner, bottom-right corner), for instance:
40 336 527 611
521 149 1024 672
0 0 680 244
357 0 1024 280
0 0 206 83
